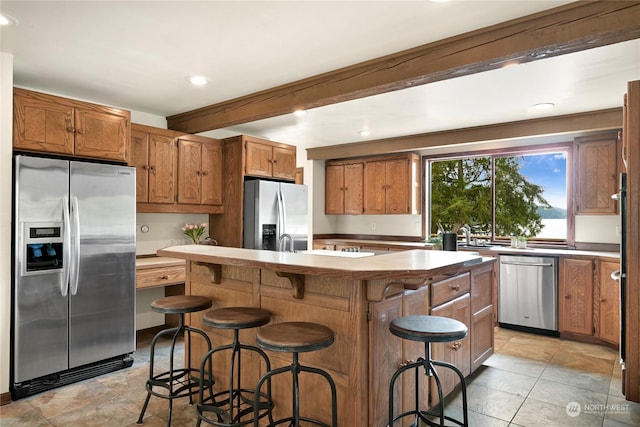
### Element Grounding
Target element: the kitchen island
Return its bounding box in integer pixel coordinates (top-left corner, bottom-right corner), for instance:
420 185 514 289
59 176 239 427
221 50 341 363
157 245 496 426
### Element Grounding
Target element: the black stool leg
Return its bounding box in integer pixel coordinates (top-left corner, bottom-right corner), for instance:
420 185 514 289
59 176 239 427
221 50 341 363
253 352 337 427
137 314 213 427
197 330 273 426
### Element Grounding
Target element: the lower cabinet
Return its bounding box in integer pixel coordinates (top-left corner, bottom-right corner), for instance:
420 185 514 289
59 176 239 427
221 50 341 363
368 261 495 426
599 260 621 345
368 287 429 427
430 293 471 399
471 263 495 371
559 258 594 336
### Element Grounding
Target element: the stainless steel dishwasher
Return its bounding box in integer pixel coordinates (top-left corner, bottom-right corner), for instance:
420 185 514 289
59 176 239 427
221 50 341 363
498 254 558 335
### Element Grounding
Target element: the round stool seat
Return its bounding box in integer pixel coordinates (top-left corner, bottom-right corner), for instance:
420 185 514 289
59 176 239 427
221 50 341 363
257 322 334 353
390 315 467 343
202 307 271 330
150 295 212 314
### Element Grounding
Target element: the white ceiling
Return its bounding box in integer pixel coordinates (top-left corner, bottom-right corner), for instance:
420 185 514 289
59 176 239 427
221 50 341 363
1 1 639 151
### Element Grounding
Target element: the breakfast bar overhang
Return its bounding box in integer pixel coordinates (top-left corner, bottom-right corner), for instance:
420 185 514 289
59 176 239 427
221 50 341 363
157 245 496 426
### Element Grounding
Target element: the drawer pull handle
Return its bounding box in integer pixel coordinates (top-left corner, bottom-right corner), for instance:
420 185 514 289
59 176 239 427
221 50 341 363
160 275 169 280
450 284 460 291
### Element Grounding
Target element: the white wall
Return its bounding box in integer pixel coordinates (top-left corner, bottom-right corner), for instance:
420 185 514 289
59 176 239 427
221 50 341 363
1 52 14 397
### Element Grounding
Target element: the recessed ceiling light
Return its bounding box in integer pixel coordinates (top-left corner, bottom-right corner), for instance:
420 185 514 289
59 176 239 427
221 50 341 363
358 130 371 137
530 102 555 111
185 75 209 86
0 14 18 26
293 109 306 117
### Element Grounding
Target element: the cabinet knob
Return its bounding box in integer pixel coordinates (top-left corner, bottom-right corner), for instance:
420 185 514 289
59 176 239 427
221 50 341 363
450 284 460 291
159 275 169 280
66 127 76 133
76 129 84 135
142 165 150 170
202 171 208 176
601 298 606 303
565 295 571 299
149 166 156 174
451 342 462 351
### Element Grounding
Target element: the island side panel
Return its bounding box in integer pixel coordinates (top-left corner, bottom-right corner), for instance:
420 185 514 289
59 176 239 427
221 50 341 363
184 260 369 426
259 269 369 426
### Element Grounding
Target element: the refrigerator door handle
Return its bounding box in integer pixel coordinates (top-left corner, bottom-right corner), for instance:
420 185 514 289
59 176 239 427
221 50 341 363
276 190 285 236
61 196 71 296
70 195 81 296
279 189 288 234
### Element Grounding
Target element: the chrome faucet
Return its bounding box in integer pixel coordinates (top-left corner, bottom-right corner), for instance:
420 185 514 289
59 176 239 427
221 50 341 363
277 233 294 252
461 224 471 246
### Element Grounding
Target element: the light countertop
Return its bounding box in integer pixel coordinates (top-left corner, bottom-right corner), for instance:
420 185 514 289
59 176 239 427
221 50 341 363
157 245 492 280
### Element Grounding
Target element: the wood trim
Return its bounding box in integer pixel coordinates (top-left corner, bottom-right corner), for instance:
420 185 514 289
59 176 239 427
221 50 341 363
307 108 622 160
0 392 11 406
167 2 640 134
625 80 640 402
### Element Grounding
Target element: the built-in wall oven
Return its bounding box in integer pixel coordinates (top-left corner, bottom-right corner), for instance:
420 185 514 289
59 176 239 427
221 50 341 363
498 254 559 335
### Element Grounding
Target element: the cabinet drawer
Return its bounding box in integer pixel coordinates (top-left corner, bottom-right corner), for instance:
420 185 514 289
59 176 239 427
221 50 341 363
431 272 470 307
136 266 185 289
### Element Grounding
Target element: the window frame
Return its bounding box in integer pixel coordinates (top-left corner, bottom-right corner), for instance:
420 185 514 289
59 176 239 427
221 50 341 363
424 141 574 247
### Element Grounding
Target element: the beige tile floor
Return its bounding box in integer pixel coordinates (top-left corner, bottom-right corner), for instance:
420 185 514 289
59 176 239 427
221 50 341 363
1 327 640 426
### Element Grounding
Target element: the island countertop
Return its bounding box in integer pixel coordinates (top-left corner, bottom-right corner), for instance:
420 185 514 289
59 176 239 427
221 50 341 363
156 245 485 280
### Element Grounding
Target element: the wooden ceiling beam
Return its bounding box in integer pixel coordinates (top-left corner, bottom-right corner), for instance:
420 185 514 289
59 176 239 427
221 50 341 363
305 108 622 160
167 1 640 134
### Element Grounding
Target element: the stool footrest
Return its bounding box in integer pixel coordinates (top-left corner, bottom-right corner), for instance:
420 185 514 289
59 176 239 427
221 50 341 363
197 389 273 427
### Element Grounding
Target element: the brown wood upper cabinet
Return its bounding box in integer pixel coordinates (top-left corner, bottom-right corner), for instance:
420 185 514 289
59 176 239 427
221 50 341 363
325 160 364 214
131 124 176 204
325 153 421 215
575 133 621 214
13 88 130 162
132 123 223 214
245 137 296 181
177 136 223 206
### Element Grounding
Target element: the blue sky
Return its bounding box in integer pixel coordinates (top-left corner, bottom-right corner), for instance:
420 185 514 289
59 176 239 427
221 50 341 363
519 152 567 209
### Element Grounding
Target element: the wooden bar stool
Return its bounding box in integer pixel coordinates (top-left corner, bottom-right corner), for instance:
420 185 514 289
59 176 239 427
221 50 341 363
137 295 213 426
253 321 338 427
388 315 469 427
196 307 274 427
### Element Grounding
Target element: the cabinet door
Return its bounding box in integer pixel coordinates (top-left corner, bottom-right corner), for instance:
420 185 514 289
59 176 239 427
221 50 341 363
369 294 403 427
325 164 345 214
402 287 430 420
148 133 176 204
364 160 386 214
344 163 364 214
177 139 202 204
599 260 620 345
131 129 150 202
560 258 594 336
430 293 471 399
201 140 223 206
74 107 129 162
245 140 273 178
385 159 409 214
272 146 296 180
13 90 75 155
576 138 618 214
471 264 494 371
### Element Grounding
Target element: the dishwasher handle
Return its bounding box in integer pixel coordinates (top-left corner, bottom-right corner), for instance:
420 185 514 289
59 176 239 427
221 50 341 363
500 261 555 267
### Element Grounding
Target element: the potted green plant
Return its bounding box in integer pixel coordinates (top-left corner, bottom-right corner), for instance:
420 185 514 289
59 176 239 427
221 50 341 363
426 236 443 250
516 235 527 249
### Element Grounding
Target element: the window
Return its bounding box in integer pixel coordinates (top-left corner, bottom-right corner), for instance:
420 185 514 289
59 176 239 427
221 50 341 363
428 145 570 244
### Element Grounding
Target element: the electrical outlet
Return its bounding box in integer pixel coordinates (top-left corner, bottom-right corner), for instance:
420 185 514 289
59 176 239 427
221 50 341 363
371 222 376 230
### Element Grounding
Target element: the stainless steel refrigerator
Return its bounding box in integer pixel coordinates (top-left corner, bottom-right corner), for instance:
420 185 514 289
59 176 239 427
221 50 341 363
11 155 136 399
243 180 309 252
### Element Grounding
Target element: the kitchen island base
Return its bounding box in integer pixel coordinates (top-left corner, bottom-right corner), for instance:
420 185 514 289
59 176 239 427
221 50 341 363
158 246 495 427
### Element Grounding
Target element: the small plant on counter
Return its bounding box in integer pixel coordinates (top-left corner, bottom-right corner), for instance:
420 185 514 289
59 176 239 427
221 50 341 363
182 223 207 244
426 236 443 250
